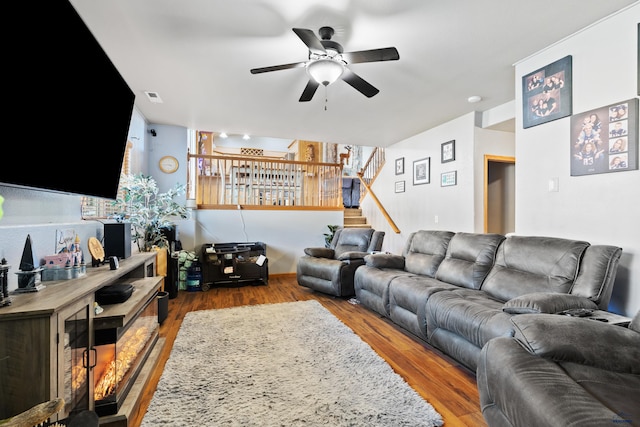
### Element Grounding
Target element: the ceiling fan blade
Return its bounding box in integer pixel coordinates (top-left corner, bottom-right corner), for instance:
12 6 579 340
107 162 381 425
250 62 306 74
292 28 326 55
299 79 320 102
342 47 399 64
341 68 379 98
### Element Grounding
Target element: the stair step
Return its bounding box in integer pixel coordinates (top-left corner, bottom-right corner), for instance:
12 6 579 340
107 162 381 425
343 207 369 228
344 224 371 229
344 208 362 217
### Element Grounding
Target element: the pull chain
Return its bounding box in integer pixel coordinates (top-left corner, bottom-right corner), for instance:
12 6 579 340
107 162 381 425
324 85 328 111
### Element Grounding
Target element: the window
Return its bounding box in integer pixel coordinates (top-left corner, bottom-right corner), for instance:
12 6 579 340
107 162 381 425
81 141 133 219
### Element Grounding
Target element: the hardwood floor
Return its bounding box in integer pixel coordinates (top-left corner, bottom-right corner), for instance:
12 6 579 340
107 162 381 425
131 274 487 427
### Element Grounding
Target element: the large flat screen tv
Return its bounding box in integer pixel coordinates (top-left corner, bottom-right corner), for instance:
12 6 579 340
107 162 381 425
3 0 135 200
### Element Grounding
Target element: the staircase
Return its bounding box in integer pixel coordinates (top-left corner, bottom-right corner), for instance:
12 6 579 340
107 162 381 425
344 208 370 228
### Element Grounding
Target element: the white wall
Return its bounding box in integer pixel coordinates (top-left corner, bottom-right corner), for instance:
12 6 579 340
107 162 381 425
514 5 639 317
364 5 639 317
363 113 486 253
190 209 343 274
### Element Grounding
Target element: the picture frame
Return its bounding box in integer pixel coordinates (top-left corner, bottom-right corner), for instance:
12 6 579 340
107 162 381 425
395 157 405 175
441 171 457 187
441 140 455 163
395 180 406 193
570 98 638 176
522 55 572 129
413 157 430 185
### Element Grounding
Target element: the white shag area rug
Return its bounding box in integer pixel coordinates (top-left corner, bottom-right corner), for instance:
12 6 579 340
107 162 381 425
141 300 444 426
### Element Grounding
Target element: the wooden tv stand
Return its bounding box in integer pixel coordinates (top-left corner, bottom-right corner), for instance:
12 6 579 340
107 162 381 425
0 252 164 426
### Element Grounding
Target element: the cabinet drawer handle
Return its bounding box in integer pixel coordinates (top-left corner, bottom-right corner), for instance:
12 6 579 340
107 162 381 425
84 348 97 369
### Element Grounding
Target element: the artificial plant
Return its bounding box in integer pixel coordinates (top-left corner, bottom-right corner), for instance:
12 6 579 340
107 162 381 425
112 173 187 252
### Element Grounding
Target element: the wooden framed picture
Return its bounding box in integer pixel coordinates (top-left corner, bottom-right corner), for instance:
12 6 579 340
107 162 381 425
395 157 405 175
395 180 405 193
413 157 430 185
441 171 457 187
570 98 638 176
441 140 455 163
522 55 572 129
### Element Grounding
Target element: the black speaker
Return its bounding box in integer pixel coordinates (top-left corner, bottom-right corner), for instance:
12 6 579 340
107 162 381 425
160 225 178 243
104 223 132 259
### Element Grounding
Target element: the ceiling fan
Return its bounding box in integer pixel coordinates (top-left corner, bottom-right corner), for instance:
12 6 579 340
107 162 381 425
250 26 399 102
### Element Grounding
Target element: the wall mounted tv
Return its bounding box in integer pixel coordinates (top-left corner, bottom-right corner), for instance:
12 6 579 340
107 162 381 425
2 0 135 200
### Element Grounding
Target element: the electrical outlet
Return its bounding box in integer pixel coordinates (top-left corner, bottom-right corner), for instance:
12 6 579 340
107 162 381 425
434 215 439 224
236 204 241 210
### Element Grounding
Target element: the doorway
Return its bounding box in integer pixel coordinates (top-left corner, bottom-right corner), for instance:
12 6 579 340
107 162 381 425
484 155 515 234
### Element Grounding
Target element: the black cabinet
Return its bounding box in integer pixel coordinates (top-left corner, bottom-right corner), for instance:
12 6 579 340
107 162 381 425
200 242 268 289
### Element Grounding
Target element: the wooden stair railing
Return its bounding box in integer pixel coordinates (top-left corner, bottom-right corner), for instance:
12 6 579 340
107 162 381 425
358 174 400 234
357 147 401 234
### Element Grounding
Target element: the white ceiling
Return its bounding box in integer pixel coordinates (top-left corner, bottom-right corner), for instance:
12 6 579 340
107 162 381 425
70 0 637 147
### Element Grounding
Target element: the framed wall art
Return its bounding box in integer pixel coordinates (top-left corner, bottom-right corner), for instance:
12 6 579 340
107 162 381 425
522 55 572 129
395 180 406 193
395 157 405 175
570 98 638 176
441 171 457 187
413 157 430 185
441 140 455 163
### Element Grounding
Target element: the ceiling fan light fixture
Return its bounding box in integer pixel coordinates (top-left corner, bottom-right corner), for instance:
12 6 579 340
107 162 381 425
307 59 344 86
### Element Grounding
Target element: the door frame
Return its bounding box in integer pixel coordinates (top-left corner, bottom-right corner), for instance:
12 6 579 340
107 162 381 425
483 155 516 233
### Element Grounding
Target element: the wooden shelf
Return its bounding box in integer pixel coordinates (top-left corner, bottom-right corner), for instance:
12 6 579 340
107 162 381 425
94 276 163 330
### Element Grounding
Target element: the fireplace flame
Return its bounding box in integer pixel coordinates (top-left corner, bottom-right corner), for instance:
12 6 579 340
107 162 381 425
94 322 155 401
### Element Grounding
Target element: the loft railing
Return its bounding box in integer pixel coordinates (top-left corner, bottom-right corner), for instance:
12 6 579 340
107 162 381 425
188 154 343 209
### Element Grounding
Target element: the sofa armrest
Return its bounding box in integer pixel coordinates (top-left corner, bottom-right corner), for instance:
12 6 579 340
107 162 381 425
503 292 597 314
511 313 640 374
304 247 335 259
363 253 405 269
337 251 369 261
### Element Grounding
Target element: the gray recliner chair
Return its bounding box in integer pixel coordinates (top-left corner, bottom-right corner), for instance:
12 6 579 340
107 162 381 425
297 227 385 297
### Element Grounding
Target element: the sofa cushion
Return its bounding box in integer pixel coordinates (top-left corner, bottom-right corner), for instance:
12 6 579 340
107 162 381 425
336 251 369 261
426 288 514 355
333 228 374 258
354 265 415 317
481 235 589 302
434 232 504 290
388 276 458 339
503 292 598 314
511 313 640 374
404 230 455 277
571 244 622 309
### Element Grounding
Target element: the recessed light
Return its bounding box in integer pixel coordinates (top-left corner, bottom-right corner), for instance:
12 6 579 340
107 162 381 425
467 95 482 103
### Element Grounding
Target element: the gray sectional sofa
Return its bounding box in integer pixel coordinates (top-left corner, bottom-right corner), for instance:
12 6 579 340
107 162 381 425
353 230 623 372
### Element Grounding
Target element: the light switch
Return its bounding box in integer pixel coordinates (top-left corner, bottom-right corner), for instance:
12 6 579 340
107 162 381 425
548 177 559 192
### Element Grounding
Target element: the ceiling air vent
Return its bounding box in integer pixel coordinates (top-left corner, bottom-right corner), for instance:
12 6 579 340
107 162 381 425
144 91 163 104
